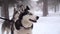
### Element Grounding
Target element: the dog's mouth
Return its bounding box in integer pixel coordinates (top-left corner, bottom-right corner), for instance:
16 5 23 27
29 19 37 22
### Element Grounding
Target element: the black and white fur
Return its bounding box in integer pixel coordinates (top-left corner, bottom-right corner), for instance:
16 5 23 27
14 6 39 34
1 2 39 34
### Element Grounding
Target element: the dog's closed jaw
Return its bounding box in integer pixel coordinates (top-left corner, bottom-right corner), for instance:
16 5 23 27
29 19 37 22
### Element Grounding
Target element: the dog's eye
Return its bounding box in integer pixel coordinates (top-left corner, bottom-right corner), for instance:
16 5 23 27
29 13 32 15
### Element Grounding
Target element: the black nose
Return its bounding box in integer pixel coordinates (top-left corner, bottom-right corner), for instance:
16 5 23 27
36 16 39 20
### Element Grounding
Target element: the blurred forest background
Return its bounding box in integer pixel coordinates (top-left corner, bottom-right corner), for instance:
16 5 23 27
0 0 60 19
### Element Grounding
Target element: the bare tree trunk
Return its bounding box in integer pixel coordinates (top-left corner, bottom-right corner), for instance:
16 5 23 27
57 0 59 12
43 0 48 16
54 0 59 12
1 0 9 19
54 5 57 12
54 0 57 13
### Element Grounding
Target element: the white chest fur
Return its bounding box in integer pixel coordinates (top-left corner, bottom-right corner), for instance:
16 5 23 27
14 27 32 34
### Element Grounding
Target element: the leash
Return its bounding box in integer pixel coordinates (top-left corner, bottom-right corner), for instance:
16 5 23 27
0 17 10 21
0 17 14 34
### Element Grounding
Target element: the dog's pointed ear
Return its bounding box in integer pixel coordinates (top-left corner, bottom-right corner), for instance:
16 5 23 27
26 6 30 10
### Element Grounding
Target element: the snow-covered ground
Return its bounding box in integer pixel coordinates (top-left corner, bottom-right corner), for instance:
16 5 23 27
0 7 60 34
32 10 60 34
33 17 60 34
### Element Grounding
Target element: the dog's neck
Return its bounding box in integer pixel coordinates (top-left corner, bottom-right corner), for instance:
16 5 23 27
21 24 33 29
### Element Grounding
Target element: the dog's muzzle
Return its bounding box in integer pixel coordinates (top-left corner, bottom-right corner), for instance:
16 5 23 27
29 16 39 22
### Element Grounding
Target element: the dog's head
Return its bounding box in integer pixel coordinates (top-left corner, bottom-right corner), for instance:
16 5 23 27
17 6 39 28
15 6 39 30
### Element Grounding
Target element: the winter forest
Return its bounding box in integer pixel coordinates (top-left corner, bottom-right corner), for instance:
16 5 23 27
0 0 60 34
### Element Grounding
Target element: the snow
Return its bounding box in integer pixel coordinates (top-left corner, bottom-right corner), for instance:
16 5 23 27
32 10 60 34
33 17 60 34
0 8 60 34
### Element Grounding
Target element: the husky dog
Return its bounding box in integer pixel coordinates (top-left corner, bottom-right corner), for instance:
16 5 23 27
1 2 26 34
1 1 39 34
14 6 39 34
